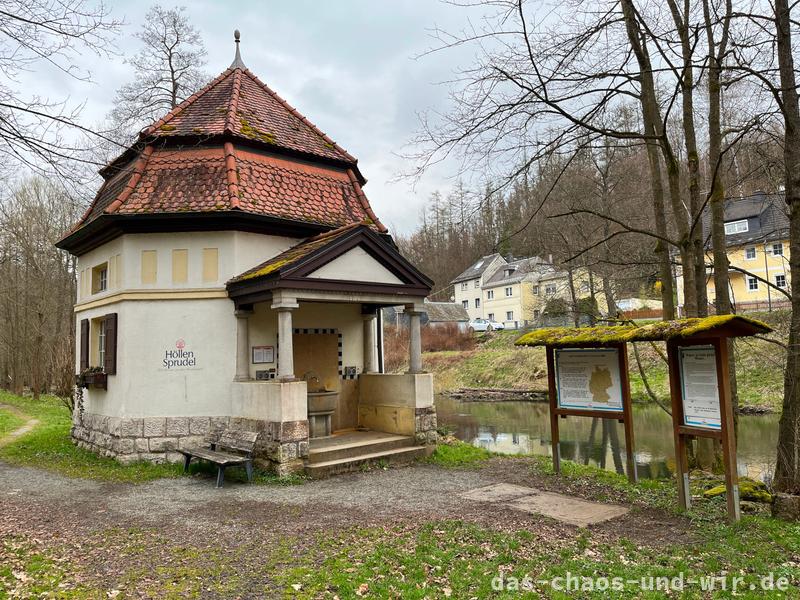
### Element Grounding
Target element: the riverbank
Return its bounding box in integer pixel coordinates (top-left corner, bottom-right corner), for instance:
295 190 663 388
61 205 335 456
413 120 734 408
422 322 786 413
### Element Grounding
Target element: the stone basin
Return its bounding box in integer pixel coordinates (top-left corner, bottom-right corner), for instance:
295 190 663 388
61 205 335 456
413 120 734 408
308 390 338 414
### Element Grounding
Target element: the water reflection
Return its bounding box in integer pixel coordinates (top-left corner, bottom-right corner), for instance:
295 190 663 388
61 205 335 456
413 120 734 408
436 396 779 482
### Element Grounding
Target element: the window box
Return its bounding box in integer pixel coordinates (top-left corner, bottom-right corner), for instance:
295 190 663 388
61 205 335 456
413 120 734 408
76 367 107 390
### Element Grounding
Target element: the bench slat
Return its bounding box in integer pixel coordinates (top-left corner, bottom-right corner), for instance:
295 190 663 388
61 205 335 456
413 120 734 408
216 430 258 454
180 447 249 466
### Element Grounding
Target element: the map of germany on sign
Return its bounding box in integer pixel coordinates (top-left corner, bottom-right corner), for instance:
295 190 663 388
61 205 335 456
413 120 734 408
555 349 623 412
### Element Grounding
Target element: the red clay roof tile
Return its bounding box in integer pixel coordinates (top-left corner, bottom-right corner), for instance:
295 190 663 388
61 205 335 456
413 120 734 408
69 63 388 236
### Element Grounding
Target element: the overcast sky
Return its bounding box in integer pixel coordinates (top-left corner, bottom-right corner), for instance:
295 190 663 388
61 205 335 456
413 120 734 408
20 0 493 235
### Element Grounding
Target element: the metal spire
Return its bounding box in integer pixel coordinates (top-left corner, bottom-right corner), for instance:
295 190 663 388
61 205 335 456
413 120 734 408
230 29 245 69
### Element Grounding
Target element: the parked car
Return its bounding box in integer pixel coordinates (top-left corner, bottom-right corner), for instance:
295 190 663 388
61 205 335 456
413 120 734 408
468 318 505 333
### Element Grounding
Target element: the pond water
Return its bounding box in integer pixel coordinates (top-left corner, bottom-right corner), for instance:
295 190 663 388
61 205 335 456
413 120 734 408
436 396 780 482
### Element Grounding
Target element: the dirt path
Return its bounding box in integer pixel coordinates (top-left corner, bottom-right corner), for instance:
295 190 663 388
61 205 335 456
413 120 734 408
0 403 39 448
0 457 693 597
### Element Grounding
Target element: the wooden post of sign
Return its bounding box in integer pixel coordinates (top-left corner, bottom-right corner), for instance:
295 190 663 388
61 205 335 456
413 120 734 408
545 345 561 475
667 337 740 522
667 339 692 511
617 343 638 483
713 337 741 522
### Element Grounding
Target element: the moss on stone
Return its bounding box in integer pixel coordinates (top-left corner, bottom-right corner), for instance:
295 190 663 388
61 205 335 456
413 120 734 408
514 315 772 347
158 124 176 132
703 478 773 504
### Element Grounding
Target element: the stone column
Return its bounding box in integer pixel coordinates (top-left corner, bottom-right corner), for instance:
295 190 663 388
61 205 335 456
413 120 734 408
407 308 423 374
363 313 377 373
272 294 299 381
234 308 252 381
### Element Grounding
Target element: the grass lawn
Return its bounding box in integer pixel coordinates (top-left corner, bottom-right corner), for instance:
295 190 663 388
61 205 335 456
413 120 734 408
0 407 24 438
0 391 304 485
425 330 547 393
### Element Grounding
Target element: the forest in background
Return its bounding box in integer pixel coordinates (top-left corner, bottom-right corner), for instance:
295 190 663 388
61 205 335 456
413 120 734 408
397 122 784 306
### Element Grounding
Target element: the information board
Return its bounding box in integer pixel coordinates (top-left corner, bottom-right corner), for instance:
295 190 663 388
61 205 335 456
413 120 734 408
554 348 623 412
678 345 721 430
252 345 274 364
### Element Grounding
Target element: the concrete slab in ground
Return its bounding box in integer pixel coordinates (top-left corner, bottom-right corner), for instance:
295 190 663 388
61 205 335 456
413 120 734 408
459 483 539 503
505 491 629 527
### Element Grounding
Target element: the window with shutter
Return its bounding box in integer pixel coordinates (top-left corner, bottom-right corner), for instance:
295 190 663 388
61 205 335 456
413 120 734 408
103 313 118 374
80 319 89 371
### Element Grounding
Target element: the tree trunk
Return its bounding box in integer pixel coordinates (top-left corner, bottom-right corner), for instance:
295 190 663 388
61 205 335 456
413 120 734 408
666 0 708 317
620 0 675 320
775 0 800 494
703 0 739 432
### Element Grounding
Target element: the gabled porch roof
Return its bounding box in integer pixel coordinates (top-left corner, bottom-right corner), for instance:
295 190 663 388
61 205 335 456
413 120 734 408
226 223 433 307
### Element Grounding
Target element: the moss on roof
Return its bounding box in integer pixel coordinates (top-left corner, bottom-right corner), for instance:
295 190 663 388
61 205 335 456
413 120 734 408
229 222 365 284
514 315 772 347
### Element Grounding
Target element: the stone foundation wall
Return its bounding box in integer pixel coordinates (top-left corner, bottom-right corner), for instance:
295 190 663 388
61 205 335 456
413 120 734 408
71 413 309 475
414 406 438 445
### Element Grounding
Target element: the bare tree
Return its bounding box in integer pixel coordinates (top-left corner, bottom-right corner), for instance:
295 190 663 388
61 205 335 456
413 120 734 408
0 0 120 181
0 178 80 399
772 0 800 494
106 5 207 146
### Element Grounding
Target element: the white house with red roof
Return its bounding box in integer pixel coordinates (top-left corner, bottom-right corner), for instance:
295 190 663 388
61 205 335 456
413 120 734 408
57 33 437 476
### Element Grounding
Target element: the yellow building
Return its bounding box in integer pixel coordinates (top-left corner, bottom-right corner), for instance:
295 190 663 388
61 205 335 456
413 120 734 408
452 255 605 329
676 192 790 313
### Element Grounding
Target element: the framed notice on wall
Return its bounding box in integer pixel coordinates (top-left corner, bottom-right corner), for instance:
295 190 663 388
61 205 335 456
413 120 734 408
251 345 274 364
678 345 721 430
554 348 623 412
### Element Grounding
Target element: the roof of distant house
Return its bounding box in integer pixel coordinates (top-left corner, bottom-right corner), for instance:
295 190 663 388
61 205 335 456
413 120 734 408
482 256 555 288
450 253 505 284
423 301 469 322
702 191 788 248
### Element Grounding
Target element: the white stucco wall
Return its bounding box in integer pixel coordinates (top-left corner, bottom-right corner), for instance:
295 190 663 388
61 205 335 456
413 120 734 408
78 298 237 418
75 230 298 303
73 230 411 423
307 246 403 284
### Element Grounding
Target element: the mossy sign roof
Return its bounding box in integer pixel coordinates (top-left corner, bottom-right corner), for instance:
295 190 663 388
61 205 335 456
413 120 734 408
514 315 772 348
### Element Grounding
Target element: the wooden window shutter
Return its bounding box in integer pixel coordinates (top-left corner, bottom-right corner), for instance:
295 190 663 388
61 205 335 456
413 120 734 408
103 313 118 375
80 319 89 371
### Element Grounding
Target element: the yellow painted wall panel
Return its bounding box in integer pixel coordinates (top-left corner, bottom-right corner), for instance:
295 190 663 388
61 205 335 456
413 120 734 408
172 249 188 284
202 248 219 283
141 250 157 284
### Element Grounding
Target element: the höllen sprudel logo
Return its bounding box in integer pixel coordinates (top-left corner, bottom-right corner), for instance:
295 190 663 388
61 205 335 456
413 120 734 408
163 338 197 369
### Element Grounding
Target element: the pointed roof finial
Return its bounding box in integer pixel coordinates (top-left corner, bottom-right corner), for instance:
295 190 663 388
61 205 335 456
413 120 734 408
230 29 245 69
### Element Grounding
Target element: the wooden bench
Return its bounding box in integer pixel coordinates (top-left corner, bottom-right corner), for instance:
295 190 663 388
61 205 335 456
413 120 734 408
178 429 258 488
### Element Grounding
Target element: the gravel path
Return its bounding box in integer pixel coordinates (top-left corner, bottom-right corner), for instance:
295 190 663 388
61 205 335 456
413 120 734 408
0 458 692 597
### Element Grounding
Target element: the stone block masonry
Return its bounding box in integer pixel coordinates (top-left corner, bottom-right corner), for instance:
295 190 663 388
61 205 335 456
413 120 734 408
71 413 309 475
414 406 439 446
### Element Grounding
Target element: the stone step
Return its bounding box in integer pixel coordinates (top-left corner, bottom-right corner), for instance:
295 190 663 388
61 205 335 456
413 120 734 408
304 445 429 479
307 433 413 464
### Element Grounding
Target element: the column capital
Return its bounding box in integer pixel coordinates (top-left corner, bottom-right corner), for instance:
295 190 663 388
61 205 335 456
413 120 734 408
234 308 253 318
404 303 426 315
271 290 299 311
271 299 299 311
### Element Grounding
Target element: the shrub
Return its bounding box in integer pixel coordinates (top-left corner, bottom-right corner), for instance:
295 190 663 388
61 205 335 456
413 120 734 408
383 323 475 372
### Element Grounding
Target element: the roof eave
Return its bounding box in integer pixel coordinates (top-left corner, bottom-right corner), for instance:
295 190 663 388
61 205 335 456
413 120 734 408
56 211 333 256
